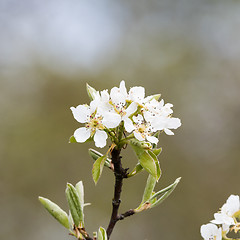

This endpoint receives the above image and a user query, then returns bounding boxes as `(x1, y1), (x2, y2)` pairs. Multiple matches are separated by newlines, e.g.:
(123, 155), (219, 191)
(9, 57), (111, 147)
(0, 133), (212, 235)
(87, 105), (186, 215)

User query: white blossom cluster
(70, 81), (181, 148)
(201, 195), (240, 240)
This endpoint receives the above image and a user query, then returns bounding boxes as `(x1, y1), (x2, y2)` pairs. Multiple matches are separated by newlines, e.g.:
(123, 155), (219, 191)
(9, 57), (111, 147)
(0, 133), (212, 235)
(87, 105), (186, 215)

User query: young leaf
(127, 163), (143, 178)
(139, 151), (157, 179)
(38, 196), (69, 229)
(92, 155), (107, 184)
(130, 138), (152, 150)
(97, 227), (107, 240)
(65, 183), (84, 227)
(149, 177), (181, 208)
(130, 140), (157, 179)
(148, 150), (161, 181)
(86, 83), (97, 101)
(69, 135), (77, 143)
(141, 174), (157, 204)
(88, 148), (112, 169)
(75, 181), (84, 221)
(152, 148), (162, 156)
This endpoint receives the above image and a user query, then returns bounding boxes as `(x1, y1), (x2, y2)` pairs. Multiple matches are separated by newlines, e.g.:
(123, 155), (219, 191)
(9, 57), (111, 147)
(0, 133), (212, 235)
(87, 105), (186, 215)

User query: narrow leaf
(148, 150), (161, 181)
(127, 163), (143, 178)
(75, 181), (84, 222)
(97, 227), (107, 240)
(92, 155), (107, 184)
(39, 196), (69, 229)
(141, 174), (157, 204)
(130, 140), (157, 179)
(86, 83), (97, 101)
(150, 177), (181, 208)
(65, 183), (84, 227)
(152, 148), (162, 156)
(139, 151), (157, 179)
(89, 148), (112, 169)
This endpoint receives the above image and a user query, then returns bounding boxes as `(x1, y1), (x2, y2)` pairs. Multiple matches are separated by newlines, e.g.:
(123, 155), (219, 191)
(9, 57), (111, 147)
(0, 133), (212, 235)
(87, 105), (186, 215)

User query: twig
(106, 148), (128, 239)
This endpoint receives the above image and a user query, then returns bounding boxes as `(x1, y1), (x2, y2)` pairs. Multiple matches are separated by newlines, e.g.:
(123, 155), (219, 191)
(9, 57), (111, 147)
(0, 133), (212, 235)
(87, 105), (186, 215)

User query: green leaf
(65, 183), (84, 227)
(69, 135), (77, 143)
(75, 181), (84, 222)
(92, 155), (107, 184)
(141, 175), (157, 204)
(75, 181), (84, 206)
(152, 148), (162, 156)
(127, 163), (143, 178)
(149, 177), (181, 208)
(97, 227), (107, 240)
(130, 140), (158, 179)
(86, 83), (97, 101)
(148, 150), (161, 181)
(88, 149), (112, 169)
(139, 151), (157, 179)
(38, 196), (69, 229)
(130, 138), (152, 150)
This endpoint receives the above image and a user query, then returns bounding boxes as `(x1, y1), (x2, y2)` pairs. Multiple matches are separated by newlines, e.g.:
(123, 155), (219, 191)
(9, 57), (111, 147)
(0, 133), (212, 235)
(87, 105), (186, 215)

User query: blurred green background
(1, 0), (240, 239)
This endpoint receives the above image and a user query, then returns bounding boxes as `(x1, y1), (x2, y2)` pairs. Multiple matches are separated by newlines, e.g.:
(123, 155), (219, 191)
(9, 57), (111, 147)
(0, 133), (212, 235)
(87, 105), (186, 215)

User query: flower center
(85, 115), (104, 133)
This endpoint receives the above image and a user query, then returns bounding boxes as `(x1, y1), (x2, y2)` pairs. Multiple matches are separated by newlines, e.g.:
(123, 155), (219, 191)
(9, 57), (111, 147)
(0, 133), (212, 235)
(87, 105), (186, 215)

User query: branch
(106, 148), (128, 239)
(117, 209), (135, 221)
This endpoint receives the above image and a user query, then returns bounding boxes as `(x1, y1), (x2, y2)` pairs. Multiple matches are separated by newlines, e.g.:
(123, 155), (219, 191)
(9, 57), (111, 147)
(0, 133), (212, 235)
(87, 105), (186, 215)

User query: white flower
(211, 195), (240, 227)
(110, 81), (137, 132)
(70, 104), (119, 148)
(143, 99), (181, 135)
(200, 223), (222, 240)
(128, 85), (146, 105)
(132, 114), (158, 144)
(90, 90), (122, 129)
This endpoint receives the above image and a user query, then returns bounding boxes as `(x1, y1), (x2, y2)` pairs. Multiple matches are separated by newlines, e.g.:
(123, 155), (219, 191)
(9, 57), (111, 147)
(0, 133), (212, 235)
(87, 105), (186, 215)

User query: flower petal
(123, 118), (135, 133)
(102, 112), (121, 128)
(146, 135), (159, 144)
(74, 127), (91, 143)
(164, 128), (174, 135)
(200, 223), (222, 240)
(119, 80), (128, 98)
(128, 86), (145, 103)
(133, 131), (145, 142)
(70, 105), (91, 123)
(165, 117), (181, 129)
(94, 130), (107, 148)
(125, 102), (138, 117)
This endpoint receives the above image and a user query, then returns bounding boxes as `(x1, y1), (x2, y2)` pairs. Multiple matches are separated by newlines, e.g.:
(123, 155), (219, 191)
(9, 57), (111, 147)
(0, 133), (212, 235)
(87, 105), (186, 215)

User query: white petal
(123, 118), (135, 133)
(224, 195), (240, 215)
(94, 130), (107, 148)
(74, 127), (91, 143)
(200, 223), (222, 240)
(133, 131), (145, 141)
(70, 105), (91, 123)
(100, 89), (110, 102)
(110, 89), (126, 106)
(146, 135), (159, 144)
(133, 114), (144, 124)
(102, 112), (121, 128)
(166, 117), (181, 129)
(125, 102), (137, 117)
(129, 86), (145, 102)
(119, 80), (128, 98)
(222, 224), (230, 233)
(164, 128), (174, 135)
(211, 213), (235, 225)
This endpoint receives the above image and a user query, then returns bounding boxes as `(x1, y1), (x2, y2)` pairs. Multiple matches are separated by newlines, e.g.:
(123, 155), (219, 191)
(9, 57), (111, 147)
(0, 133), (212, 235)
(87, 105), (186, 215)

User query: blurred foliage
(1, 0), (240, 240)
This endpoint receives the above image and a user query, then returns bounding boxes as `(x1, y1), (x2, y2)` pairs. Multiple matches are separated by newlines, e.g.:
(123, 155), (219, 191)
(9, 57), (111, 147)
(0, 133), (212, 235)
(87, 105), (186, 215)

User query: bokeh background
(1, 0), (240, 239)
